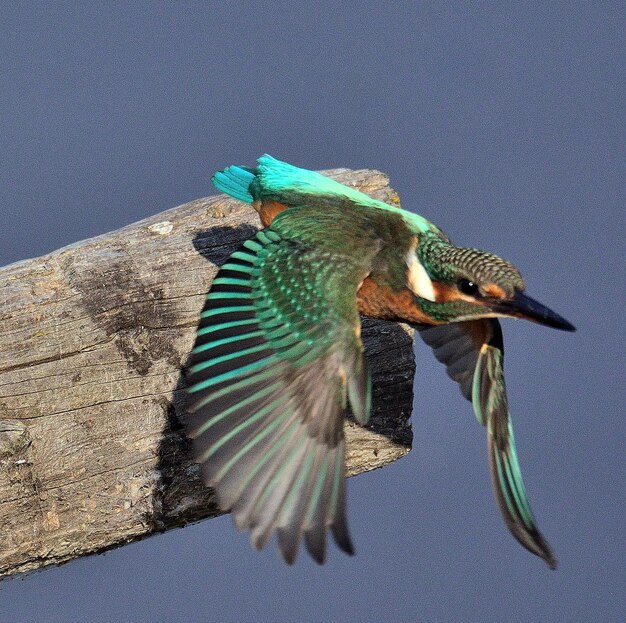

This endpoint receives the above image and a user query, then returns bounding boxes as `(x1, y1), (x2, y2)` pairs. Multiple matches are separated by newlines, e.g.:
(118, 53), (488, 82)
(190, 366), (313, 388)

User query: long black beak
(489, 290), (576, 331)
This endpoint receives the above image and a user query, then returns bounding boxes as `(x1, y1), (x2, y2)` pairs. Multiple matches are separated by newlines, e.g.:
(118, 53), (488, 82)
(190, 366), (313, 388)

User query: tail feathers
(212, 165), (257, 203)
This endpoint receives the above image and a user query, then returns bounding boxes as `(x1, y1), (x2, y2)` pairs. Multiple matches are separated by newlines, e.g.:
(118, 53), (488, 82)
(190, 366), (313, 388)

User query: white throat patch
(406, 254), (436, 302)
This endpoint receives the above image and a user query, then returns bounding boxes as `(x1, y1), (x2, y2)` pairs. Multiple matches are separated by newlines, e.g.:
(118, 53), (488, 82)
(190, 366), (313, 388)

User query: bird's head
(408, 232), (575, 331)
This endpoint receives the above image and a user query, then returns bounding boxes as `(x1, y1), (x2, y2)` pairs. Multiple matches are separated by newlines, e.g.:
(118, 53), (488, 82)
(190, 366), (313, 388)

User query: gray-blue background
(1, 3), (624, 622)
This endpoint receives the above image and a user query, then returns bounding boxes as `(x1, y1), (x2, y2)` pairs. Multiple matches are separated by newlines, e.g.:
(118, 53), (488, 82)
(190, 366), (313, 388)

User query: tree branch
(0, 168), (414, 578)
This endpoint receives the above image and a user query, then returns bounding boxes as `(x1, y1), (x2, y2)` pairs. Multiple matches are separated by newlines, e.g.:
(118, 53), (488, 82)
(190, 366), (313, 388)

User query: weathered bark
(0, 168), (415, 578)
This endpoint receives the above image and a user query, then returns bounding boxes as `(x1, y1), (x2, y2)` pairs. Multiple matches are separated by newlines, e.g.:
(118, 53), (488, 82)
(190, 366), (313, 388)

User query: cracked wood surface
(0, 168), (415, 578)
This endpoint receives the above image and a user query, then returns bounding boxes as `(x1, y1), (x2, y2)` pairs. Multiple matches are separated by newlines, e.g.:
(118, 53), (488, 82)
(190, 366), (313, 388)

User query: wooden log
(0, 168), (415, 578)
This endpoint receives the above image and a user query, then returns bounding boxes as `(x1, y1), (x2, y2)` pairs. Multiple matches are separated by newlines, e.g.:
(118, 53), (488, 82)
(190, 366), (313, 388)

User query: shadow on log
(0, 168), (415, 579)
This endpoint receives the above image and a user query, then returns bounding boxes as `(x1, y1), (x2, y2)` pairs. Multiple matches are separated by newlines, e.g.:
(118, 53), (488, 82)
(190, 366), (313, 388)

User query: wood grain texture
(0, 168), (415, 578)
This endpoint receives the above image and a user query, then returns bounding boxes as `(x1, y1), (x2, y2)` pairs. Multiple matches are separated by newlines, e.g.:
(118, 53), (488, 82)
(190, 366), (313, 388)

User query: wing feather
(418, 320), (557, 568)
(186, 226), (371, 563)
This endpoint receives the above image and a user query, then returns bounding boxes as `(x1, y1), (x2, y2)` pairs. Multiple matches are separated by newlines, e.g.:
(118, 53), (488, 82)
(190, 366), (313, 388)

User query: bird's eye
(458, 279), (480, 296)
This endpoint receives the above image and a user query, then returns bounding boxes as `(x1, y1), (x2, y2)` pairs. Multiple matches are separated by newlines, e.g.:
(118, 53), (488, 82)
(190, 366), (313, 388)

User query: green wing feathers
(186, 227), (370, 563)
(419, 320), (556, 569)
(474, 324), (557, 569)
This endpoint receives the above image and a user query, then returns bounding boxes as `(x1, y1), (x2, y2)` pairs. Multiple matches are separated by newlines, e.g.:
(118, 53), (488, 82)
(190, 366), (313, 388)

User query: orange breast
(356, 276), (442, 325)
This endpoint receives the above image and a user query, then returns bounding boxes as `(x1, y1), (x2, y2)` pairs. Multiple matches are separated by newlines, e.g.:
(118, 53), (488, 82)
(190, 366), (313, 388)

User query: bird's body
(185, 155), (574, 568)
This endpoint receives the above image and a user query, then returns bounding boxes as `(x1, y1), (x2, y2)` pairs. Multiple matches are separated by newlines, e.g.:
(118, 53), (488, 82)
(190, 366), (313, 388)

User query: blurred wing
(186, 228), (371, 564)
(418, 319), (557, 569)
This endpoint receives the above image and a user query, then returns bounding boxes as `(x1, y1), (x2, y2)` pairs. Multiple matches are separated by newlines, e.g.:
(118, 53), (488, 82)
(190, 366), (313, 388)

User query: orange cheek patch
(432, 282), (464, 302)
(482, 283), (507, 299)
(433, 282), (507, 303)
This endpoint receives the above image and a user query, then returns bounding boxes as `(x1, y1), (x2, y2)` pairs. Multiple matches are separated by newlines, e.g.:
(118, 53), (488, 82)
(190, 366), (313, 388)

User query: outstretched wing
(418, 319), (557, 569)
(186, 226), (372, 564)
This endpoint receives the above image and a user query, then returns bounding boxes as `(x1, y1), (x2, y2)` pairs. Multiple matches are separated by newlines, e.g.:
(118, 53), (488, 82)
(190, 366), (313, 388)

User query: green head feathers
(417, 232), (525, 296)
(413, 232), (526, 323)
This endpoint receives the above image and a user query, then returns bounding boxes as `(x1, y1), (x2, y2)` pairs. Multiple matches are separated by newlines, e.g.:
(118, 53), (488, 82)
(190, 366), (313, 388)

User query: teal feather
(419, 319), (557, 569)
(186, 222), (375, 563)
(212, 154), (435, 234)
(212, 166), (256, 203)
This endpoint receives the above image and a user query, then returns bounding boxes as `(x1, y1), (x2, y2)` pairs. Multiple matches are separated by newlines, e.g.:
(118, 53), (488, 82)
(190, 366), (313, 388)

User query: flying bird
(185, 155), (574, 568)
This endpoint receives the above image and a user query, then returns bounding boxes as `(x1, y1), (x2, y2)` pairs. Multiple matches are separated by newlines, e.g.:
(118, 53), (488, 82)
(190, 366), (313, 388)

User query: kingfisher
(185, 155), (574, 569)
